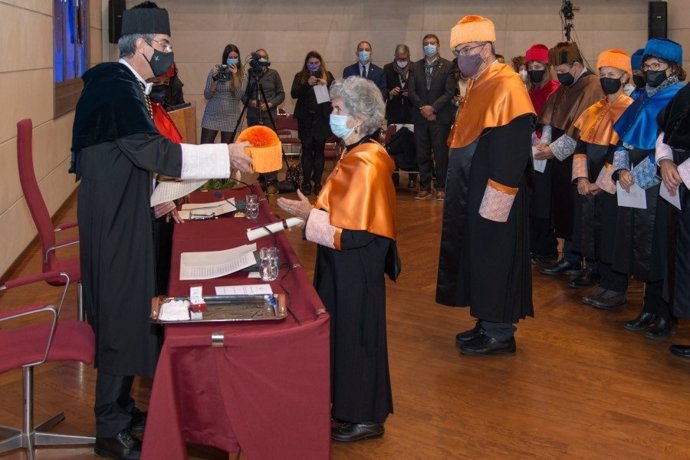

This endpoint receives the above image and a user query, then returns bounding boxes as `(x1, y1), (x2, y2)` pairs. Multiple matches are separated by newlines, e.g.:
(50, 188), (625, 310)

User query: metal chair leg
(78, 281), (86, 321)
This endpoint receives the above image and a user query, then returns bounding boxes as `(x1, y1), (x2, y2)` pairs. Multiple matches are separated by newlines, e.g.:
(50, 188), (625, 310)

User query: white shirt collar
(118, 58), (153, 95)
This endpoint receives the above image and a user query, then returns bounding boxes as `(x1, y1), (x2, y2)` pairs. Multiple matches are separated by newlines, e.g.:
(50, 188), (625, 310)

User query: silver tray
(152, 294), (287, 323)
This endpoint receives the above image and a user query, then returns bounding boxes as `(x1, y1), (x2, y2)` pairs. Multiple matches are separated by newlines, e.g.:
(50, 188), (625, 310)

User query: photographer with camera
(242, 48), (285, 192)
(201, 43), (247, 144)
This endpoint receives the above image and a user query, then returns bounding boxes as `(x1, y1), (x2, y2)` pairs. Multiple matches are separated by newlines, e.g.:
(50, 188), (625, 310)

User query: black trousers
(95, 372), (135, 437)
(300, 133), (327, 187)
(415, 121), (450, 190)
(200, 128), (234, 144)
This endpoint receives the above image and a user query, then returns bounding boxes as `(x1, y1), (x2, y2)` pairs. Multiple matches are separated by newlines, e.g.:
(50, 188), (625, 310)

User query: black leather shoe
(582, 287), (606, 305)
(568, 268), (601, 288)
(455, 322), (483, 344)
(624, 312), (657, 331)
(590, 290), (627, 310)
(459, 333), (516, 356)
(530, 252), (558, 265)
(331, 421), (384, 442)
(540, 259), (582, 276)
(130, 407), (147, 439)
(95, 429), (141, 459)
(670, 344), (690, 359)
(645, 317), (677, 340)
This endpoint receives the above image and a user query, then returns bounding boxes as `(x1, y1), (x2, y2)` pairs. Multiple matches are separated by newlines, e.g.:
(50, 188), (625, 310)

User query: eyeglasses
(148, 38), (173, 52)
(642, 61), (667, 71)
(453, 43), (485, 57)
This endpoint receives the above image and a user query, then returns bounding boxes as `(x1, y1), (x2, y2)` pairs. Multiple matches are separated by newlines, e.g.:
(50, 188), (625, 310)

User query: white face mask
(395, 59), (409, 68)
(519, 69), (529, 82)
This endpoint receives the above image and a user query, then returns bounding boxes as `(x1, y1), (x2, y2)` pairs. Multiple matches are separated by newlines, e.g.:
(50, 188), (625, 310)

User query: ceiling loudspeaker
(648, 1), (667, 39)
(108, 0), (126, 44)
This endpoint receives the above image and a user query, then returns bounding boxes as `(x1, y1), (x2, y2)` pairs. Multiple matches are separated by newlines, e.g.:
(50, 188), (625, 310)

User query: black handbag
(384, 240), (402, 281)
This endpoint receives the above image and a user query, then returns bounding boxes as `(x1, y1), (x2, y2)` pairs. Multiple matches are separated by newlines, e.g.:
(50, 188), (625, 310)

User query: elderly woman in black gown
(278, 76), (398, 442)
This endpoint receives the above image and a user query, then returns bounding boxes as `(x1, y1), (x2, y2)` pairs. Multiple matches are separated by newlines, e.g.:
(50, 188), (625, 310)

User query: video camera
(217, 64), (232, 81)
(248, 52), (270, 77)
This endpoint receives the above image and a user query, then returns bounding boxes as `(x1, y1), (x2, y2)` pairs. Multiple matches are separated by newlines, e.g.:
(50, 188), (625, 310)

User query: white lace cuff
(305, 209), (342, 250)
(478, 179), (518, 223)
(655, 132), (674, 163)
(180, 143), (230, 180)
(550, 134), (577, 161)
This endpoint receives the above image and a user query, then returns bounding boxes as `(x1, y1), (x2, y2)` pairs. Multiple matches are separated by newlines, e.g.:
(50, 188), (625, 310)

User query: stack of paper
(179, 199), (237, 220)
(180, 243), (257, 280)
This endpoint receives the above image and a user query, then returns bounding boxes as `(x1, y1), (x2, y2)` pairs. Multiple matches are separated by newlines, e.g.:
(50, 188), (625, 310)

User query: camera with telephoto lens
(217, 64), (232, 81)
(248, 52), (270, 77)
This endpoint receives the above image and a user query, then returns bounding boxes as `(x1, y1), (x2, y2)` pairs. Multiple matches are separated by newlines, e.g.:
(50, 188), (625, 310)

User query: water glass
(245, 194), (259, 219)
(259, 246), (279, 282)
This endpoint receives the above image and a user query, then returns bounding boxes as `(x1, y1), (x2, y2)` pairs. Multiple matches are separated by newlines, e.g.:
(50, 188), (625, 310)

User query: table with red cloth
(141, 187), (331, 460)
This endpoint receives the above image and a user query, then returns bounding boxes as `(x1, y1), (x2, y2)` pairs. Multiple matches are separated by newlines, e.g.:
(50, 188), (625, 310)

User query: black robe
(315, 232), (393, 423)
(437, 115), (534, 324)
(73, 63), (183, 376)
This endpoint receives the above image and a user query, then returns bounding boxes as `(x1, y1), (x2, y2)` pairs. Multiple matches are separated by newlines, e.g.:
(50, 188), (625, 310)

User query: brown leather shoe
(415, 189), (433, 200)
(435, 190), (445, 201)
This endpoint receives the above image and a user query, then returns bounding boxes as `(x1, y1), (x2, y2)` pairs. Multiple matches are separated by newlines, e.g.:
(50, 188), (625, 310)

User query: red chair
(16, 119), (84, 321)
(0, 271), (95, 458)
(274, 113), (302, 156)
(323, 134), (341, 170)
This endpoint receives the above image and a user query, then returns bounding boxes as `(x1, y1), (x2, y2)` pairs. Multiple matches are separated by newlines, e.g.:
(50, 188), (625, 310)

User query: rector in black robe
(71, 4), (252, 457)
(278, 77), (397, 443)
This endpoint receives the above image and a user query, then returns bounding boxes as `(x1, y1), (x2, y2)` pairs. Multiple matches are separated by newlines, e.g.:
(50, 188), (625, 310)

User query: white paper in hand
(151, 180), (208, 207)
(314, 84), (330, 104)
(616, 182), (647, 209)
(532, 146), (547, 173)
(659, 183), (682, 210)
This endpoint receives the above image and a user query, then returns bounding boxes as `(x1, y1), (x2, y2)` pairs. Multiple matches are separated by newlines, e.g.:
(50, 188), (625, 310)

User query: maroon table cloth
(141, 187), (331, 460)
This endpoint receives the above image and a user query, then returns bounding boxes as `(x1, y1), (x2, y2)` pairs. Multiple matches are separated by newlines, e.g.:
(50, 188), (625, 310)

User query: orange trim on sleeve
(487, 178), (518, 195)
(333, 228), (343, 251)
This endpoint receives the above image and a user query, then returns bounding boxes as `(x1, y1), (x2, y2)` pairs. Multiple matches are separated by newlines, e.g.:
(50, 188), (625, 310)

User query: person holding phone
(290, 51), (335, 195)
(201, 43), (246, 144)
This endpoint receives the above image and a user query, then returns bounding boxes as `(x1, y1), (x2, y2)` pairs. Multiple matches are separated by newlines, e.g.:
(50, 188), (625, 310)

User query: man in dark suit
(342, 41), (387, 100)
(407, 33), (456, 200)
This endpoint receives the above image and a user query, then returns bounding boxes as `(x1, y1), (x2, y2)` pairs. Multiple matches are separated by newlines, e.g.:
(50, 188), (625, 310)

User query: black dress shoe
(670, 344), (690, 359)
(568, 268), (601, 288)
(645, 317), (677, 340)
(95, 429), (141, 460)
(582, 287), (606, 305)
(624, 311), (657, 331)
(540, 259), (582, 276)
(331, 421), (384, 442)
(590, 290), (627, 310)
(455, 321), (483, 344)
(530, 252), (558, 265)
(459, 333), (516, 356)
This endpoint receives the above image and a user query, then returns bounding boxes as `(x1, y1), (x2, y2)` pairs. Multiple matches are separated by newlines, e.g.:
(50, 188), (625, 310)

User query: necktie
(138, 81), (153, 119)
(361, 65), (367, 78)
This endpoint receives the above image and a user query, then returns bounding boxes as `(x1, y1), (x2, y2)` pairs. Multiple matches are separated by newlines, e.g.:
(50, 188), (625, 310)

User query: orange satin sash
(572, 94), (633, 146)
(448, 62), (536, 149)
(314, 141), (397, 240)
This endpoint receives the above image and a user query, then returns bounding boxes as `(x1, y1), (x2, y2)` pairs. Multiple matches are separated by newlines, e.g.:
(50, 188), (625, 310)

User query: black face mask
(600, 77), (622, 95)
(149, 85), (167, 103)
(557, 71), (575, 86)
(528, 70), (545, 84)
(632, 74), (646, 89)
(146, 47), (175, 77)
(645, 70), (667, 88)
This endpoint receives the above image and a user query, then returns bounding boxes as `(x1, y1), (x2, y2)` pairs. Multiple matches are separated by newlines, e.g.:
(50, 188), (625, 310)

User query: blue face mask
(226, 57), (239, 66)
(358, 51), (371, 63)
(329, 114), (354, 140)
(423, 44), (437, 57)
(307, 63), (320, 72)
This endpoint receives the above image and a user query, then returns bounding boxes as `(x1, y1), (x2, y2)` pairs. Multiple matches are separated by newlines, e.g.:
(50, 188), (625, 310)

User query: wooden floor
(2, 175), (690, 459)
